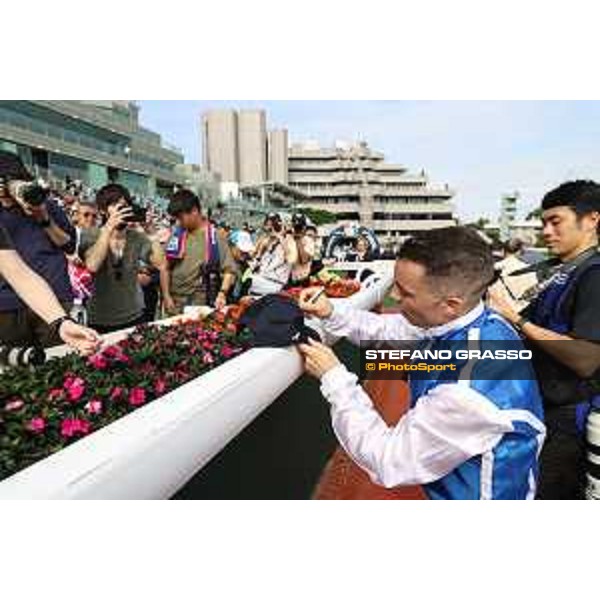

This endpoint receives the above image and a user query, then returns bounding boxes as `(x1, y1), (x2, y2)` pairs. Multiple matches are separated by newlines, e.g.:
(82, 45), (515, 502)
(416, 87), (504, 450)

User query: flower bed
(282, 269), (362, 302)
(0, 314), (251, 482)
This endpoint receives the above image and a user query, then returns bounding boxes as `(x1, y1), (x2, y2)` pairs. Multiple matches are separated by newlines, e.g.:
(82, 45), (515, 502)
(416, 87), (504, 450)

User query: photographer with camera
(288, 213), (317, 286)
(0, 151), (79, 348)
(249, 213), (299, 296)
(80, 183), (174, 333)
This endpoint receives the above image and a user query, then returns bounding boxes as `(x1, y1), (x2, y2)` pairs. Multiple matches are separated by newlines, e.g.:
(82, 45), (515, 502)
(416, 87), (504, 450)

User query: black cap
(239, 294), (321, 348)
(0, 151), (33, 182)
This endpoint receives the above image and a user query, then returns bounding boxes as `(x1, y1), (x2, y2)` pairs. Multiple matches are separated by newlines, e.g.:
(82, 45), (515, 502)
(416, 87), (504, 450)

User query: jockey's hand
(298, 287), (333, 319)
(298, 338), (341, 380)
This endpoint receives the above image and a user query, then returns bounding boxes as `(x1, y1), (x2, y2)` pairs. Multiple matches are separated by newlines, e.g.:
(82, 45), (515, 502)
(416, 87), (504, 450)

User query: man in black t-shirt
(490, 180), (600, 499)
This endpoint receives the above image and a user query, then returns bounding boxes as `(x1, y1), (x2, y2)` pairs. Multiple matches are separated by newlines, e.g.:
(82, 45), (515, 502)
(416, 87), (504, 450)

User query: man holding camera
(0, 151), (80, 348)
(80, 183), (174, 333)
(289, 213), (317, 286)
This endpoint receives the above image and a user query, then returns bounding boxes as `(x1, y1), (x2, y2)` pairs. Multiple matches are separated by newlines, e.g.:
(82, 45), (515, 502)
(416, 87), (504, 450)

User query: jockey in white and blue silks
(318, 300), (546, 500)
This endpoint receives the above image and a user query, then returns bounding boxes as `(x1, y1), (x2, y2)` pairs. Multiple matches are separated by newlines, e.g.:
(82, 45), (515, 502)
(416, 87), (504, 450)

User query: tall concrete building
(288, 140), (455, 241)
(202, 109), (239, 183)
(237, 110), (267, 186)
(201, 108), (288, 189)
(268, 129), (289, 184)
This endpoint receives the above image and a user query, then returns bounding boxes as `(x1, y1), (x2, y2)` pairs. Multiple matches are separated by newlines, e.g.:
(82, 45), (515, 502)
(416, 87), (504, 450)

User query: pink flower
(220, 345), (235, 359)
(60, 418), (91, 438)
(104, 345), (131, 364)
(63, 376), (86, 402)
(85, 399), (103, 415)
(4, 399), (24, 412)
(154, 379), (167, 395)
(109, 387), (124, 401)
(202, 352), (214, 365)
(129, 388), (146, 406)
(88, 354), (108, 369)
(26, 417), (46, 433)
(48, 388), (64, 401)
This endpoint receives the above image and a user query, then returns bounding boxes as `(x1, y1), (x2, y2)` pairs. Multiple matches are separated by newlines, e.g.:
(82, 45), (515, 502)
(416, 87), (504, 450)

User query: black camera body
(129, 203), (147, 223)
(292, 213), (308, 235)
(114, 203), (147, 230)
(4, 181), (49, 208)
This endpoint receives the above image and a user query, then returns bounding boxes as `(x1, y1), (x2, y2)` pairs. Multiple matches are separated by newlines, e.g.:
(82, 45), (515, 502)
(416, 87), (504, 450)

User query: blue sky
(138, 101), (600, 221)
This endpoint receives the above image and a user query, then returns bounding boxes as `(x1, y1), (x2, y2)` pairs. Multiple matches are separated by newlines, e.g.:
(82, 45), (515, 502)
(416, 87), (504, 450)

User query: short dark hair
(504, 238), (524, 255)
(168, 189), (201, 217)
(95, 183), (131, 212)
(398, 226), (495, 300)
(541, 180), (600, 216)
(0, 150), (33, 182)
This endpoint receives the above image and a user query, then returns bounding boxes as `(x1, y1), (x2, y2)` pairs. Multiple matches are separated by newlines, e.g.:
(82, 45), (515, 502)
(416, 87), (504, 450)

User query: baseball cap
(230, 230), (255, 254)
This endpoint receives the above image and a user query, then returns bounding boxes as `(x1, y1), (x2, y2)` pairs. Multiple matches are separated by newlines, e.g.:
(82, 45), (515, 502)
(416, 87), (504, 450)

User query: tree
(298, 207), (339, 226)
(526, 207), (543, 220)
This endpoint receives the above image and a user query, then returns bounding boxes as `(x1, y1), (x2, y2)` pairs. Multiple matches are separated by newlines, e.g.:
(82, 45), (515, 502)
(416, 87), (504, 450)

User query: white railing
(0, 266), (393, 499)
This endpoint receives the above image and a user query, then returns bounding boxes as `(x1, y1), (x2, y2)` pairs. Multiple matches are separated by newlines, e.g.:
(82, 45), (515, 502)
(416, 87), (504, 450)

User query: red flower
(4, 399), (24, 412)
(202, 352), (214, 365)
(129, 388), (146, 406)
(26, 417), (46, 433)
(85, 399), (103, 415)
(109, 387), (125, 401)
(104, 345), (131, 364)
(60, 418), (91, 438)
(63, 376), (86, 402)
(88, 353), (108, 369)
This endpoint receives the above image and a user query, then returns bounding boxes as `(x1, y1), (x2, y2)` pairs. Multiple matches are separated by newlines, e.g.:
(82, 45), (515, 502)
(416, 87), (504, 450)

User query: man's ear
(445, 295), (465, 315)
(580, 211), (600, 234)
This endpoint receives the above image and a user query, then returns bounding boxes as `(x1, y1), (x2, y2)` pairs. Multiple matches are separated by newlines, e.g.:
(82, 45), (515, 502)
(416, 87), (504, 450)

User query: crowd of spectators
(0, 150), (339, 353)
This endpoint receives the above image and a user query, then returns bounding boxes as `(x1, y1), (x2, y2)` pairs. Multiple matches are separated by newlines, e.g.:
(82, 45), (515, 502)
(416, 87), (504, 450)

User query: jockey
(298, 226), (545, 500)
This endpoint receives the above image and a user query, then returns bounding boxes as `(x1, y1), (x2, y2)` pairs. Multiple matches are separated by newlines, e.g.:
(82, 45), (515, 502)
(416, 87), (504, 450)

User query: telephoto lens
(586, 404), (600, 499)
(0, 345), (47, 369)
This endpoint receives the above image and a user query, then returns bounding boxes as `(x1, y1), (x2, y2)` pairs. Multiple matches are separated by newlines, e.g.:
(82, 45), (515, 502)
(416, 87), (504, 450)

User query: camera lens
(0, 345), (46, 368)
(21, 184), (48, 207)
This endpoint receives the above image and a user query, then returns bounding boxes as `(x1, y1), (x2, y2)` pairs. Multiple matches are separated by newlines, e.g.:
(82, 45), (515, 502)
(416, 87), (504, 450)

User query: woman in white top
(249, 214), (299, 296)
